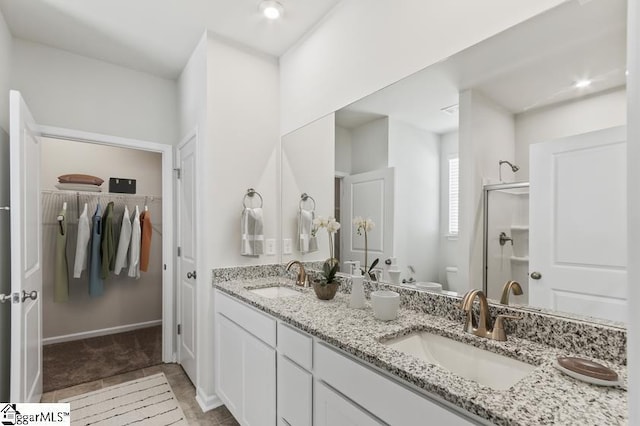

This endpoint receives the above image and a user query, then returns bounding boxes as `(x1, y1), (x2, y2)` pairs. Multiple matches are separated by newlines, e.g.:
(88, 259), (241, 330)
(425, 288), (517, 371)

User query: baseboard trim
(43, 320), (163, 345)
(196, 388), (223, 412)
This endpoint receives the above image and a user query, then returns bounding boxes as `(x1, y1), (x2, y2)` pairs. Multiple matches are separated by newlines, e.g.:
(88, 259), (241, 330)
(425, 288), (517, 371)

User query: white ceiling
(337, 0), (627, 135)
(0, 0), (341, 78)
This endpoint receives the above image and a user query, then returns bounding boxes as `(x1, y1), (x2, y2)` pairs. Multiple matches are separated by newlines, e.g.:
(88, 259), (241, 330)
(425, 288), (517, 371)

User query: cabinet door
(314, 381), (383, 426)
(278, 355), (312, 426)
(243, 332), (277, 426)
(217, 315), (244, 417)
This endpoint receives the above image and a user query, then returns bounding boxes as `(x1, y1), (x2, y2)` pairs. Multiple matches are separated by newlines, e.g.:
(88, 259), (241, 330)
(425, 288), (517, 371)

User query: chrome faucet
(460, 289), (521, 341)
(286, 260), (307, 287)
(500, 280), (523, 305)
(499, 232), (513, 246)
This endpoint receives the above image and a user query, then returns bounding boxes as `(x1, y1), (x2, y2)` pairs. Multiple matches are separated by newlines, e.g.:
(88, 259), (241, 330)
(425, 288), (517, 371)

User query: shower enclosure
(483, 182), (529, 304)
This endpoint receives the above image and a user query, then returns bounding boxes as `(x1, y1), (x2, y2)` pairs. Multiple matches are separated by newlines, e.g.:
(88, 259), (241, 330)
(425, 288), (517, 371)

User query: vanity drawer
(215, 290), (276, 347)
(278, 322), (313, 370)
(314, 342), (472, 425)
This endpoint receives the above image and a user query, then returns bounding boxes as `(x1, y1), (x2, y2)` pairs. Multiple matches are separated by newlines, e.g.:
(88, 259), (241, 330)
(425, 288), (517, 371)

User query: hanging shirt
(139, 210), (152, 272)
(54, 207), (69, 302)
(114, 205), (132, 275)
(73, 203), (90, 278)
(100, 202), (116, 279)
(89, 204), (104, 297)
(128, 207), (141, 279)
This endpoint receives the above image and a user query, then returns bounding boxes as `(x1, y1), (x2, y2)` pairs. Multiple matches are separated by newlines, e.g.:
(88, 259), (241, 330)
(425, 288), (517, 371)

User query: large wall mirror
(280, 0), (628, 325)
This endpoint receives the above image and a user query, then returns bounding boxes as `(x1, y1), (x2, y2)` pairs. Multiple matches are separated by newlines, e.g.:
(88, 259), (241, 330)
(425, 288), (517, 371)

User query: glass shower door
(483, 183), (529, 304)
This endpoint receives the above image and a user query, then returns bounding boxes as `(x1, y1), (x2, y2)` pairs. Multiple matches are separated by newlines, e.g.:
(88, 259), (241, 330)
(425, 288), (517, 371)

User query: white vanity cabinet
(314, 381), (384, 426)
(215, 292), (277, 426)
(277, 323), (313, 426)
(314, 342), (473, 426)
(214, 290), (475, 426)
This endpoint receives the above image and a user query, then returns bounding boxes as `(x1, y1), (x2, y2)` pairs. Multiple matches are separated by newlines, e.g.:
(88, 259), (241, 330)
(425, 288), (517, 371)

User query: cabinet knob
(530, 271), (542, 280)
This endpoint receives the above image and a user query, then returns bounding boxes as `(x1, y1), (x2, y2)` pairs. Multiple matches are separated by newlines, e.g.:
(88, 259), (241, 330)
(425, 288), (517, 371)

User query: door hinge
(177, 324), (182, 335)
(173, 168), (181, 179)
(177, 247), (181, 257)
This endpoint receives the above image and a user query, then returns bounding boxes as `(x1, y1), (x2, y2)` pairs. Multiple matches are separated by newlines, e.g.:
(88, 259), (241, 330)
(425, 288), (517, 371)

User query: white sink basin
(249, 286), (301, 299)
(384, 332), (535, 390)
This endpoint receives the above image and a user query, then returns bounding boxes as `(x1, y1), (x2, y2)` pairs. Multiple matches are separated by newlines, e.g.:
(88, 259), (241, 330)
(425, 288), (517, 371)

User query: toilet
(445, 266), (458, 290)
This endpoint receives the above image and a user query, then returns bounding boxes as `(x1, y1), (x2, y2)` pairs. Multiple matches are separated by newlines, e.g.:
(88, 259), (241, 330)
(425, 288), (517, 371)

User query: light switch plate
(283, 238), (292, 255)
(266, 239), (276, 255)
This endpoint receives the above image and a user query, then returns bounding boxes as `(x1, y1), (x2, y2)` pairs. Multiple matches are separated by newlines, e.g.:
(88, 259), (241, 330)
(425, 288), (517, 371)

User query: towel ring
(243, 188), (263, 208)
(299, 193), (316, 211)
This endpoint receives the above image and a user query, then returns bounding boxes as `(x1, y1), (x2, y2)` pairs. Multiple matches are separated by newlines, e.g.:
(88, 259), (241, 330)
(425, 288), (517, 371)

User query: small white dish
(553, 360), (623, 387)
(371, 290), (400, 321)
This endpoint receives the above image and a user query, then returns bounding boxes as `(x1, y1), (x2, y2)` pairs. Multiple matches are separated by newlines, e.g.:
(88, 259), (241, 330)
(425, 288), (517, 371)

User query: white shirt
(114, 205), (132, 274)
(128, 206), (141, 279)
(73, 203), (90, 278)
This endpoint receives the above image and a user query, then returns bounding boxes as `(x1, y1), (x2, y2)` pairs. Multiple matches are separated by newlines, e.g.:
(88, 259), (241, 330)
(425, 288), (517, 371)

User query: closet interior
(40, 137), (164, 392)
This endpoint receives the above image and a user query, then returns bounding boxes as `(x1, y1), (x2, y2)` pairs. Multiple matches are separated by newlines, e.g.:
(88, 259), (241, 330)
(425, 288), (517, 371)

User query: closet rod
(41, 190), (162, 200)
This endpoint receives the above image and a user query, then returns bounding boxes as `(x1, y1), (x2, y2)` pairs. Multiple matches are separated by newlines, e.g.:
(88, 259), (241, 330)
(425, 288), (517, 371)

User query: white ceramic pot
(371, 290), (400, 321)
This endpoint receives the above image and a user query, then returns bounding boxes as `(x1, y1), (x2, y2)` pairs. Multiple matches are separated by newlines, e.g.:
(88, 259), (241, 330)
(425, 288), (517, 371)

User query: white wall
(458, 90), (515, 293)
(388, 120), (440, 283)
(335, 125), (352, 175)
(282, 114), (335, 263)
(438, 131), (459, 287)
(515, 88), (627, 180)
(40, 138), (163, 340)
(280, 0), (566, 135)
(350, 117), (389, 174)
(0, 7), (11, 402)
(181, 32), (281, 407)
(11, 39), (178, 145)
(0, 8), (11, 132)
(177, 32), (211, 408)
(41, 138), (163, 194)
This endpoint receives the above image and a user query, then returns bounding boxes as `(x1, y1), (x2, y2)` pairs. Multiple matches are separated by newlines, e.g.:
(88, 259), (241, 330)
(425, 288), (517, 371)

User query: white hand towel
(298, 209), (318, 254)
(73, 203), (90, 278)
(241, 207), (264, 256)
(114, 205), (132, 274)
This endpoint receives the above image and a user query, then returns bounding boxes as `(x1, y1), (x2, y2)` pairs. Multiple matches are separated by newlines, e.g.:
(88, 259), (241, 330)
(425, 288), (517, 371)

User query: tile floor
(41, 363), (239, 425)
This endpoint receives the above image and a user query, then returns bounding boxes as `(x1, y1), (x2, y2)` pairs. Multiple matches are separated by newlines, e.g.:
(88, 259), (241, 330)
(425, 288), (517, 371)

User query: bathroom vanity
(212, 270), (627, 426)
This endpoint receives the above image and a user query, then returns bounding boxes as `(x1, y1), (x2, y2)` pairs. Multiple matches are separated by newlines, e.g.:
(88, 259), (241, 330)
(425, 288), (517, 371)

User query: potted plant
(312, 259), (340, 300)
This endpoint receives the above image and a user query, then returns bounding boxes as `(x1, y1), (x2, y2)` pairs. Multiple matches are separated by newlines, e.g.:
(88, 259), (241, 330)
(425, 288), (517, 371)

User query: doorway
(38, 127), (175, 392)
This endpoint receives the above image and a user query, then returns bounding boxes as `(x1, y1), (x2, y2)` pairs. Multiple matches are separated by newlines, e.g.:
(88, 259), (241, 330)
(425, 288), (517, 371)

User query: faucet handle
(491, 314), (522, 341)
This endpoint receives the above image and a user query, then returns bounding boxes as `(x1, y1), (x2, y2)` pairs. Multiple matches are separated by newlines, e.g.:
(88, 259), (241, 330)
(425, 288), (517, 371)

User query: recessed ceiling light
(574, 79), (592, 89)
(259, 1), (284, 20)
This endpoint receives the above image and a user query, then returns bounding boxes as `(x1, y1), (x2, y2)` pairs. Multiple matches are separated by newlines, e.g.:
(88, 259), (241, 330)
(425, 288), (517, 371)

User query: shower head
(499, 160), (520, 173)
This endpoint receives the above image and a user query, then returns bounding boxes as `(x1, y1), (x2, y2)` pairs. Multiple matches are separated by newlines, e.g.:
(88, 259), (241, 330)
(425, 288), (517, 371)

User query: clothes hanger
(57, 202), (67, 235)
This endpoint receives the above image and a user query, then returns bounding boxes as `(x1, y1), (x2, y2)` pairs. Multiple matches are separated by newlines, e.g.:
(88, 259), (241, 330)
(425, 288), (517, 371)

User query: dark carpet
(43, 325), (163, 392)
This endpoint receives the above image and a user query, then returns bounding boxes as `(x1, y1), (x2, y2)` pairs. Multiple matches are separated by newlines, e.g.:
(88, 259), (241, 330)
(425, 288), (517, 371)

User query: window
(448, 157), (459, 235)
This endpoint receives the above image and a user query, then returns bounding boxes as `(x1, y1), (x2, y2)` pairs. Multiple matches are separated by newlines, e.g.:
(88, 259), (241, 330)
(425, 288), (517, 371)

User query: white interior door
(177, 133), (197, 383)
(341, 168), (394, 273)
(529, 126), (627, 322)
(9, 90), (43, 402)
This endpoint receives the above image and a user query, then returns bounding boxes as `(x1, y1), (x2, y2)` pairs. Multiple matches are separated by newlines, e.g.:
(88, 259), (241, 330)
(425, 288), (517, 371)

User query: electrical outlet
(283, 238), (292, 255)
(266, 239), (276, 255)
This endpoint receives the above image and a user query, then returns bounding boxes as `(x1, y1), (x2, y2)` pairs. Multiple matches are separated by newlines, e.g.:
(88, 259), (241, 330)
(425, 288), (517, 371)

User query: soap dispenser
(387, 257), (401, 285)
(345, 261), (366, 309)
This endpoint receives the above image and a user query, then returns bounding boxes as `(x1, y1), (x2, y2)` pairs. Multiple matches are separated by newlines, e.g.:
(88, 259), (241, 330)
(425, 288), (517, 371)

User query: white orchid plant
(353, 216), (379, 278)
(313, 216), (341, 265)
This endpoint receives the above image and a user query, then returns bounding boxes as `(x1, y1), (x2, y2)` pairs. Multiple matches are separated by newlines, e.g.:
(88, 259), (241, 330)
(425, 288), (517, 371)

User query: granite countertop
(213, 277), (627, 426)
